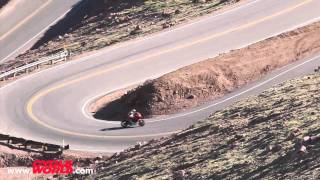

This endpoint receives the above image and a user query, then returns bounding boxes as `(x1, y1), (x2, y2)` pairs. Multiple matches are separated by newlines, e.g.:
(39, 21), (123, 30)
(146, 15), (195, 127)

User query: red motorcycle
(121, 112), (145, 128)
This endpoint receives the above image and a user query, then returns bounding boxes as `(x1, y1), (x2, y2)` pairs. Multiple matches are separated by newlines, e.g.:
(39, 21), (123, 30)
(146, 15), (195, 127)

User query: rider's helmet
(132, 109), (136, 113)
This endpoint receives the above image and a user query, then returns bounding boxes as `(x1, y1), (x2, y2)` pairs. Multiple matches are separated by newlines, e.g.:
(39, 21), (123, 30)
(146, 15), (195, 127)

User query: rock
(263, 65), (271, 72)
(287, 132), (295, 140)
(175, 9), (181, 14)
(95, 155), (103, 161)
(53, 174), (59, 178)
(186, 94), (196, 99)
(302, 134), (320, 145)
(299, 145), (307, 153)
(80, 42), (86, 47)
(303, 136), (311, 142)
(174, 170), (186, 178)
(310, 135), (320, 142)
(192, 0), (207, 3)
(129, 25), (142, 35)
(162, 23), (171, 29)
(234, 134), (245, 141)
(173, 90), (178, 95)
(95, 28), (102, 32)
(162, 11), (171, 18)
(134, 142), (143, 150)
(134, 25), (141, 31)
(113, 152), (120, 158)
(293, 128), (301, 134)
(158, 96), (165, 102)
(267, 144), (281, 152)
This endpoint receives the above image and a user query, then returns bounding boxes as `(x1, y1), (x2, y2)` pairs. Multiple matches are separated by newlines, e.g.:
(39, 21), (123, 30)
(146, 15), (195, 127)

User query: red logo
(32, 160), (73, 174)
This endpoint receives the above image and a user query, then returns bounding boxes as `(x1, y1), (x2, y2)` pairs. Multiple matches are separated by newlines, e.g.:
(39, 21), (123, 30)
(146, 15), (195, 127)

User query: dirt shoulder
(93, 21), (320, 120)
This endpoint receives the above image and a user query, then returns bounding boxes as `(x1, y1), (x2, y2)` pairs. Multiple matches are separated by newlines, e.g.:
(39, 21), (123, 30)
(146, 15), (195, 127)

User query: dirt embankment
(94, 21), (320, 120)
(81, 73), (320, 179)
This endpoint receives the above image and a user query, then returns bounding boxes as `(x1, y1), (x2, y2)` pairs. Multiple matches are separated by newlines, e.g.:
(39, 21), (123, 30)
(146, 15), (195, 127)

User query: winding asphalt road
(1, 0), (320, 152)
(0, 0), (80, 62)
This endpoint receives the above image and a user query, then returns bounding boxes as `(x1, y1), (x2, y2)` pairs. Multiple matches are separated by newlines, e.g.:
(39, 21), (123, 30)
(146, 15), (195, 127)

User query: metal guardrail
(0, 50), (69, 81)
(0, 133), (69, 154)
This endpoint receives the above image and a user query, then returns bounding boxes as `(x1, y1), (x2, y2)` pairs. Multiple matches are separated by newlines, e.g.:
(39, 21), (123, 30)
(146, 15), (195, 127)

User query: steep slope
(86, 73), (320, 179)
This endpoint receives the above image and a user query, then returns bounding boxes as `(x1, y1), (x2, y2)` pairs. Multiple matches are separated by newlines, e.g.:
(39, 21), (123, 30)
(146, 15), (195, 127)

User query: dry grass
(84, 73), (320, 179)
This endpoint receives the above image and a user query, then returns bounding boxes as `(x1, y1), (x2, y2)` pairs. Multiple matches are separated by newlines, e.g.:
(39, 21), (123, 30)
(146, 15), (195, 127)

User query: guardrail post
(42, 144), (46, 152)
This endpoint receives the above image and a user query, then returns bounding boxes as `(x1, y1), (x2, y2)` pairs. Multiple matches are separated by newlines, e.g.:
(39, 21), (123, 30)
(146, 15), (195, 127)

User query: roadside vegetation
(83, 72), (320, 179)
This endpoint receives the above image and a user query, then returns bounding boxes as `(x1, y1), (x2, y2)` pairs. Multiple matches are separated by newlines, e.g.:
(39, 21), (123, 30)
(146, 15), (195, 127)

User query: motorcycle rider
(128, 109), (136, 119)
(121, 108), (145, 128)
(128, 109), (142, 123)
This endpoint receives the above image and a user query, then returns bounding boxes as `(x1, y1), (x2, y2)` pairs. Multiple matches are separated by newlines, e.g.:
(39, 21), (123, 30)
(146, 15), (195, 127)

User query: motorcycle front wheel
(138, 120), (145, 127)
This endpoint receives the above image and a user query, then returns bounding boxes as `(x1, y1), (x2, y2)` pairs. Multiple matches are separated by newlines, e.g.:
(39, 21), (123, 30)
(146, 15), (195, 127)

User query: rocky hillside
(84, 73), (320, 179)
(94, 21), (320, 119)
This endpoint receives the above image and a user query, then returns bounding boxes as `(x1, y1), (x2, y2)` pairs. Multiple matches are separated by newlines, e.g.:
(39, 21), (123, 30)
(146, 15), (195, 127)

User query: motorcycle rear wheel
(121, 121), (129, 128)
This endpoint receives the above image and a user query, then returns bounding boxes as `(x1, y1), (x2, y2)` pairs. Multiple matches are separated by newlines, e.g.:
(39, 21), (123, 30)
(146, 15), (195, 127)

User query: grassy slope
(87, 73), (320, 179)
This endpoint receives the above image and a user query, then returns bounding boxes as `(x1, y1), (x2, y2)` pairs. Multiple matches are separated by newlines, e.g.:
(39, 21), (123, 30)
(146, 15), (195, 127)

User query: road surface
(0, 0), (320, 152)
(0, 0), (80, 62)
